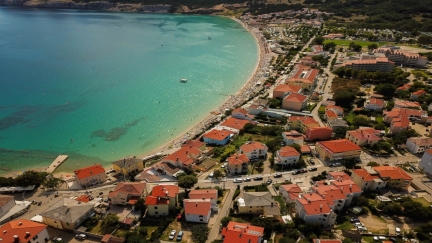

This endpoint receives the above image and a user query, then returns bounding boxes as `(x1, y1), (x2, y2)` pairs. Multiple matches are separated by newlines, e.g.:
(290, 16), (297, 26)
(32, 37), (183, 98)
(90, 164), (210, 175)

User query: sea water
(0, 7), (258, 173)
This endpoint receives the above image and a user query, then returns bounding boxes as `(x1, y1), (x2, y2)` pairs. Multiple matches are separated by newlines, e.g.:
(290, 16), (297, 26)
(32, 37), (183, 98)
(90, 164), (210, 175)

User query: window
(249, 210), (252, 212)
(154, 206), (158, 209)
(33, 236), (38, 240)
(155, 212), (158, 214)
(200, 219), (203, 222)
(250, 206), (252, 208)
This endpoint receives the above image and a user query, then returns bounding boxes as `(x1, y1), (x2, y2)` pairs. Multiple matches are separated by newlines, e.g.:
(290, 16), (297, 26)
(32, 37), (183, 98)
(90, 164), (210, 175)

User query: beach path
(46, 155), (68, 173)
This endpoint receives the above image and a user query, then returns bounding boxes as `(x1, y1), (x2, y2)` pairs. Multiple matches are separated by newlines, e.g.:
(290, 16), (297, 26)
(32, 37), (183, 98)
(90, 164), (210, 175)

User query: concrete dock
(46, 155), (68, 173)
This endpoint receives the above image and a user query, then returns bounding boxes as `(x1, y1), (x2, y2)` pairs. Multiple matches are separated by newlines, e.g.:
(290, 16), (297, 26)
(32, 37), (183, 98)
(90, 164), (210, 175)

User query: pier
(46, 155), (68, 173)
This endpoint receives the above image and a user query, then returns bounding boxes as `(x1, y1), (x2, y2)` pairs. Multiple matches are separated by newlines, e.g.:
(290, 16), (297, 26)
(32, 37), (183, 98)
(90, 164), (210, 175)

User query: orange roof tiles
(373, 166), (413, 180)
(369, 98), (385, 106)
(347, 128), (381, 141)
(189, 189), (218, 201)
(151, 185), (179, 198)
(240, 142), (267, 153)
(326, 105), (344, 113)
(397, 83), (411, 91)
(221, 222), (264, 243)
(184, 199), (212, 215)
(280, 184), (302, 200)
(182, 140), (204, 150)
(394, 100), (421, 108)
(203, 129), (233, 141)
(145, 196), (169, 205)
(163, 146), (201, 166)
(284, 93), (308, 103)
(108, 182), (146, 198)
(278, 146), (301, 157)
(227, 153), (249, 165)
(221, 117), (251, 130)
(291, 65), (319, 83)
(297, 197), (332, 215)
(325, 109), (338, 118)
(328, 171), (351, 181)
(317, 139), (361, 153)
(331, 181), (362, 194)
(412, 90), (427, 96)
(75, 195), (91, 203)
(74, 164), (105, 180)
(233, 108), (248, 115)
(274, 84), (302, 93)
(352, 169), (379, 181)
(0, 219), (47, 243)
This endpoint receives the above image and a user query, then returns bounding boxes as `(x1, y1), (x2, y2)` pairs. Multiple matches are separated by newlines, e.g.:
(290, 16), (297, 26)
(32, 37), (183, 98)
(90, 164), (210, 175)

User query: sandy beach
(1, 17), (269, 179)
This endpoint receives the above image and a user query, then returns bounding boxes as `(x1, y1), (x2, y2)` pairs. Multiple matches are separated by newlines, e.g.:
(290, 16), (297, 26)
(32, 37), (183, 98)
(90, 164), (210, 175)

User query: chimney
(166, 191), (169, 196)
(186, 150), (188, 154)
(3, 230), (6, 233)
(18, 222), (22, 226)
(196, 202), (198, 207)
(176, 157), (179, 161)
(13, 235), (18, 239)
(25, 232), (30, 236)
(320, 204), (323, 212)
(239, 234), (242, 238)
(190, 145), (192, 148)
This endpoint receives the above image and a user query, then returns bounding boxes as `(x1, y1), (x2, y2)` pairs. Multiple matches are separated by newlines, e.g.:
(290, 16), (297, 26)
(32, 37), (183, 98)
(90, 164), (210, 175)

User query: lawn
(362, 236), (376, 243)
(273, 196), (287, 215)
(324, 39), (388, 47)
(89, 221), (103, 234)
(344, 112), (356, 124)
(412, 197), (432, 207)
(305, 103), (317, 112)
(318, 105), (326, 114)
(335, 220), (354, 230)
(376, 116), (384, 123)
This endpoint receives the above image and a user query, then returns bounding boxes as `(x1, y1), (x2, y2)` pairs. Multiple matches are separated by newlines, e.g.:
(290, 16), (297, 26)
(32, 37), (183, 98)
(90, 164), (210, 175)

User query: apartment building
(273, 84), (302, 98)
(275, 146), (301, 166)
(340, 57), (394, 72)
(406, 137), (432, 154)
(346, 127), (381, 146)
(351, 167), (387, 191)
(282, 93), (308, 111)
(315, 139), (361, 162)
(305, 127), (333, 141)
(226, 153), (249, 176)
(288, 116), (320, 133)
(239, 142), (268, 160)
(282, 130), (305, 145)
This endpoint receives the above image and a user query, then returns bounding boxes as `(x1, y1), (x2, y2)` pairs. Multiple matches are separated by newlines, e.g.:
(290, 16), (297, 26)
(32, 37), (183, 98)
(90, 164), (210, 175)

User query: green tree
(191, 225), (210, 243)
(213, 169), (223, 179)
(418, 35), (432, 45)
(353, 115), (372, 127)
(220, 216), (232, 227)
(314, 35), (325, 45)
(375, 83), (396, 98)
(134, 198), (146, 212)
(367, 161), (380, 167)
(367, 43), (378, 50)
(101, 214), (119, 234)
(255, 161), (264, 169)
(251, 217), (274, 235)
(42, 177), (61, 190)
(178, 174), (198, 191)
(14, 171), (49, 187)
(333, 90), (356, 109)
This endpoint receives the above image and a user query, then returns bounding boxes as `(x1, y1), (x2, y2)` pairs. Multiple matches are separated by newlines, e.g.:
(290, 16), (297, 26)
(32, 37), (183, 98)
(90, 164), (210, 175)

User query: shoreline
(1, 16), (268, 179)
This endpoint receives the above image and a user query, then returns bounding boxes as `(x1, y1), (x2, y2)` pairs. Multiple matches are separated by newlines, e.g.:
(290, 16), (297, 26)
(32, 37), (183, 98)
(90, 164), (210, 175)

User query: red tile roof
(163, 146), (201, 166)
(297, 197), (332, 215)
(221, 222), (264, 243)
(74, 164), (105, 180)
(0, 219), (47, 243)
(352, 169), (379, 181)
(227, 153), (249, 165)
(184, 199), (212, 215)
(394, 100), (421, 108)
(331, 180), (362, 194)
(373, 166), (413, 180)
(221, 117), (251, 130)
(182, 140), (205, 150)
(145, 195), (169, 205)
(326, 105), (344, 113)
(317, 139), (361, 153)
(369, 98), (385, 106)
(278, 146), (301, 157)
(301, 145), (311, 153)
(75, 195), (91, 203)
(328, 172), (351, 181)
(189, 189), (218, 201)
(0, 195), (14, 207)
(284, 93), (308, 103)
(233, 108), (248, 115)
(280, 184), (302, 200)
(151, 185), (179, 198)
(240, 142), (267, 153)
(203, 129), (233, 141)
(325, 109), (338, 118)
(108, 182), (146, 198)
(274, 84), (302, 94)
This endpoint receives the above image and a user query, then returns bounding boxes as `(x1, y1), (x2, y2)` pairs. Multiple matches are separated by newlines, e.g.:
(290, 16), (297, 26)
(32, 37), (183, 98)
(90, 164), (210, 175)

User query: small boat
(180, 78), (187, 83)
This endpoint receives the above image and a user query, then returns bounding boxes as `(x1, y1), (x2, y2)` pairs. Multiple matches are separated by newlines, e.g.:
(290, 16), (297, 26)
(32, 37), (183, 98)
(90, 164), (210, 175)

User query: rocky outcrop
(22, 0), (114, 10)
(179, 4), (225, 14)
(0, 0), (25, 6)
(109, 4), (172, 13)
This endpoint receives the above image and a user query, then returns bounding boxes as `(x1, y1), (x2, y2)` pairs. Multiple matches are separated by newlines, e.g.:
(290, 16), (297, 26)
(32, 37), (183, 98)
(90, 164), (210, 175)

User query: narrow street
(206, 189), (235, 243)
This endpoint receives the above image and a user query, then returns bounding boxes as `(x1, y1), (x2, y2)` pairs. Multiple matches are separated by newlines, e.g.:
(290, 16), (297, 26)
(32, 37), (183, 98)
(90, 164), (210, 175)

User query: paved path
(206, 189), (235, 243)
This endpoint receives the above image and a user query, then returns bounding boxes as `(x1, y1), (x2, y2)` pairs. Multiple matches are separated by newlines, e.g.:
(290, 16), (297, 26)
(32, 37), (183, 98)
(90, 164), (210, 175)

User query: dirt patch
(194, 158), (217, 172)
(358, 213), (388, 234)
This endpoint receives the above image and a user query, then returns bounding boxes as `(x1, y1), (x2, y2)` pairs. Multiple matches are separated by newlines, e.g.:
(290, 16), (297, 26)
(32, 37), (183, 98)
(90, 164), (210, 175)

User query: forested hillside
(305, 0), (432, 31)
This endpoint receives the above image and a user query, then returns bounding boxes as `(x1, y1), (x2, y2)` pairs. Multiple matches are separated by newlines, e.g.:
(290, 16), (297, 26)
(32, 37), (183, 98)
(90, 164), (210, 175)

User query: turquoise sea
(0, 7), (258, 174)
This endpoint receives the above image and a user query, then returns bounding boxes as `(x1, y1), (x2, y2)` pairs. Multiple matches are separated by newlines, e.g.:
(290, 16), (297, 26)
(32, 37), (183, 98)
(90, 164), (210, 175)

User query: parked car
(169, 230), (176, 240)
(243, 178), (251, 182)
(266, 179), (273, 184)
(273, 173), (282, 178)
(75, 234), (86, 240)
(233, 179), (243, 183)
(53, 237), (63, 242)
(309, 159), (315, 165)
(350, 217), (360, 223)
(253, 176), (263, 181)
(176, 231), (184, 241)
(292, 170), (300, 175)
(308, 167), (317, 171)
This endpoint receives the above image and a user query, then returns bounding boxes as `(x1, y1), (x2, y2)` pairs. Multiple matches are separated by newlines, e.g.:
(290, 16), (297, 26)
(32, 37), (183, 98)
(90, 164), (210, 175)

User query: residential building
(221, 222), (264, 243)
(375, 48), (428, 67)
(305, 127), (333, 141)
(161, 145), (202, 169)
(275, 146), (301, 166)
(346, 127), (381, 146)
(239, 142), (268, 160)
(41, 198), (94, 230)
(245, 104), (265, 115)
(232, 108), (253, 121)
(202, 129), (233, 145)
(389, 115), (410, 134)
(145, 185), (179, 216)
(384, 107), (427, 124)
(327, 119), (349, 130)
(237, 192), (280, 219)
(327, 171), (351, 181)
(0, 219), (49, 243)
(325, 105), (344, 116)
(282, 130), (305, 145)
(273, 84), (302, 98)
(220, 117), (251, 131)
(325, 110), (338, 121)
(188, 189), (218, 205)
(394, 100), (421, 109)
(150, 161), (184, 178)
(182, 140), (206, 151)
(321, 100), (336, 106)
(288, 116), (320, 133)
(226, 153), (249, 176)
(101, 234), (125, 243)
(323, 33), (344, 39)
(340, 57), (394, 72)
(351, 167), (387, 191)
(0, 195), (15, 218)
(365, 98), (385, 112)
(315, 139), (361, 162)
(406, 137), (432, 154)
(411, 90), (427, 101)
(279, 184), (302, 203)
(108, 182), (146, 206)
(397, 83), (411, 93)
(376, 166), (413, 189)
(419, 150), (432, 175)
(295, 193), (337, 228)
(112, 157), (143, 176)
(285, 65), (319, 90)
(311, 182), (361, 213)
(282, 93), (308, 111)
(183, 199), (212, 223)
(73, 164), (106, 188)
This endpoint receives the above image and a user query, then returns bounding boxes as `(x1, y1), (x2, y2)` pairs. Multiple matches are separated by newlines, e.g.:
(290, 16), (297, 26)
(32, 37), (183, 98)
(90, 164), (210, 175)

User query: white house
(282, 130), (305, 145)
(365, 98), (385, 112)
(279, 184), (302, 203)
(183, 199), (212, 223)
(0, 195), (16, 218)
(406, 137), (432, 154)
(275, 146), (301, 166)
(419, 150), (432, 175)
(295, 194), (337, 228)
(239, 142), (268, 160)
(188, 189), (218, 205)
(232, 108), (253, 121)
(351, 168), (387, 191)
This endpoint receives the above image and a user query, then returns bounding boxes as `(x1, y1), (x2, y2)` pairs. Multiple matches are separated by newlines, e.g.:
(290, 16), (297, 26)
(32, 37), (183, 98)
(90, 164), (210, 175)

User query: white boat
(180, 78), (187, 83)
